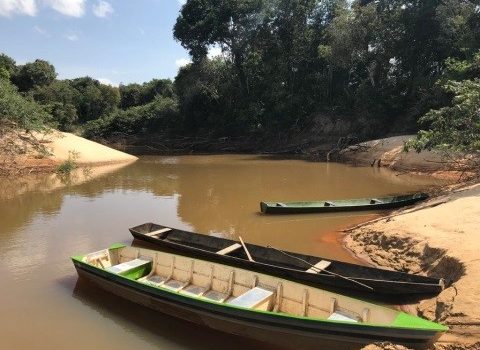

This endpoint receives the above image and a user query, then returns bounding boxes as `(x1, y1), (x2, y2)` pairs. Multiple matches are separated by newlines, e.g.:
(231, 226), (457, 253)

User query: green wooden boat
(72, 244), (446, 347)
(260, 193), (428, 214)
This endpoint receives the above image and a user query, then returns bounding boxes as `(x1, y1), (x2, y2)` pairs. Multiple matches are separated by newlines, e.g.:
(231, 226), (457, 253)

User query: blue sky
(0, 0), (194, 85)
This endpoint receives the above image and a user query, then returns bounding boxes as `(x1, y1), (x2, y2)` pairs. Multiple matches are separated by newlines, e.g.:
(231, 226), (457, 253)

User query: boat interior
(82, 246), (400, 325)
(133, 223), (328, 270)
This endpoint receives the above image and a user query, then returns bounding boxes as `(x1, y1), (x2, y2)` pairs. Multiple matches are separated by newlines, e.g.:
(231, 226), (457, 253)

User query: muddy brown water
(0, 155), (443, 350)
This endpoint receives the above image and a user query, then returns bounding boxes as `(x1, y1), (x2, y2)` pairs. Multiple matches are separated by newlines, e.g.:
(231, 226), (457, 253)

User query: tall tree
(13, 59), (56, 92)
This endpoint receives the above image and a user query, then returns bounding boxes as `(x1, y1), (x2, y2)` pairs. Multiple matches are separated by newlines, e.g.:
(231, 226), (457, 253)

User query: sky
(0, 0), (197, 85)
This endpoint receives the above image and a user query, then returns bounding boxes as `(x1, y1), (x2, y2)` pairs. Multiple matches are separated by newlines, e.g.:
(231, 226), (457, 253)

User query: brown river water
(0, 155), (442, 350)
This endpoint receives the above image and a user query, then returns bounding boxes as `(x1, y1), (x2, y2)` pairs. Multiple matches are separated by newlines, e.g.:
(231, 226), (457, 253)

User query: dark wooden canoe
(260, 193), (429, 214)
(72, 244), (447, 347)
(129, 223), (445, 296)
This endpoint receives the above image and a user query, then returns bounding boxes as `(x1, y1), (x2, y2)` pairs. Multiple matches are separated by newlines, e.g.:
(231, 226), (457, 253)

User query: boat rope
(266, 245), (374, 291)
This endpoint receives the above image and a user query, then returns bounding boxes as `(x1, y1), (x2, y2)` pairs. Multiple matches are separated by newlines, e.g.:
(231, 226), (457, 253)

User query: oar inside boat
(266, 245), (374, 291)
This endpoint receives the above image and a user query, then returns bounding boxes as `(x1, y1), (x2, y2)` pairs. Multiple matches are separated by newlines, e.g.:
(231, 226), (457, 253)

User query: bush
(0, 79), (51, 131)
(84, 96), (180, 138)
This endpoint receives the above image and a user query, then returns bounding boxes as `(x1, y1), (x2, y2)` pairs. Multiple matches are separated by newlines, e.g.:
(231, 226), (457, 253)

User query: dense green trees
(1, 0), (479, 152)
(0, 78), (50, 131)
(173, 0), (480, 149)
(13, 59), (57, 92)
(119, 79), (174, 109)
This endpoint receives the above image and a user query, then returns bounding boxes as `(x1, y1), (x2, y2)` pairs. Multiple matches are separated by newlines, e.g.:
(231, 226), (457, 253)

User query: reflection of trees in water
(0, 160), (181, 236)
(0, 185), (65, 235)
(0, 156), (432, 253)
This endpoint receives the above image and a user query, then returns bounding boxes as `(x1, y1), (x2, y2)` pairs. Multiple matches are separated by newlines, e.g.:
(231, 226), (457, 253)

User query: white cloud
(33, 25), (48, 35)
(175, 57), (191, 68)
(92, 0), (112, 18)
(208, 46), (222, 59)
(45, 0), (85, 17)
(0, 0), (37, 17)
(64, 33), (79, 41)
(98, 78), (118, 87)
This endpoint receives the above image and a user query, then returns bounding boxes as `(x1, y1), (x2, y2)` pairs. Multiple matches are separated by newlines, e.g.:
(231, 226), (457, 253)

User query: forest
(1, 0), (479, 152)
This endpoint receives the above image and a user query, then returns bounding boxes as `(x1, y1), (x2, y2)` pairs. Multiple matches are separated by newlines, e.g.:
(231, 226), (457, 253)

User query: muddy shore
(341, 137), (480, 350)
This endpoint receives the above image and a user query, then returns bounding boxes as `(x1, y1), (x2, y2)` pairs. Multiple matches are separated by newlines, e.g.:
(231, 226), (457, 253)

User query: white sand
(39, 131), (138, 165)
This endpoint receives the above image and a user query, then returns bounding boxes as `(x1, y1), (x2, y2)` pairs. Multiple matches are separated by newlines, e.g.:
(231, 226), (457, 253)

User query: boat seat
(181, 284), (209, 297)
(324, 201), (335, 207)
(139, 274), (169, 286)
(327, 311), (359, 323)
(276, 202), (287, 207)
(203, 290), (230, 302)
(106, 258), (151, 275)
(163, 279), (188, 292)
(227, 287), (274, 310)
(216, 243), (242, 256)
(145, 227), (172, 237)
(305, 260), (331, 274)
(370, 199), (382, 204)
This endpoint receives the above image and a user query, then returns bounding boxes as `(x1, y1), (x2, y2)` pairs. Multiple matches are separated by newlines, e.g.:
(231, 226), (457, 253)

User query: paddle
(238, 236), (255, 262)
(266, 245), (374, 291)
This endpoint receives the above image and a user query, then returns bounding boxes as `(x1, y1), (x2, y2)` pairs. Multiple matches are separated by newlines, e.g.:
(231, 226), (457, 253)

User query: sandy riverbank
(340, 137), (480, 349)
(1, 129), (138, 174)
(338, 135), (476, 181)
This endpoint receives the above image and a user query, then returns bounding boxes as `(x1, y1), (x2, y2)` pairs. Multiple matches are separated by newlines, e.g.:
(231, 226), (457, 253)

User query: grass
(56, 150), (79, 175)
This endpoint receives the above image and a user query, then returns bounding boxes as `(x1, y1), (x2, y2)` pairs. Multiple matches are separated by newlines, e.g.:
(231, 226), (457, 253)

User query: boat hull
(260, 193), (428, 214)
(73, 261), (439, 348)
(130, 224), (444, 296)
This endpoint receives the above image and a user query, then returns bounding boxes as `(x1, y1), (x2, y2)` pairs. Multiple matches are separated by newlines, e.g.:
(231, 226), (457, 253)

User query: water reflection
(0, 155), (444, 349)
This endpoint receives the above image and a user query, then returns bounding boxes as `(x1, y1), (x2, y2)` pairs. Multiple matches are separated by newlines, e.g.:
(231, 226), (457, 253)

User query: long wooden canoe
(260, 193), (428, 214)
(72, 244), (447, 347)
(129, 223), (445, 296)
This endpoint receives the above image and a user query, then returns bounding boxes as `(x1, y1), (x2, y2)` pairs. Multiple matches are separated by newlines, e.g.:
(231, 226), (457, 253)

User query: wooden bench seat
(227, 287), (274, 310)
(327, 311), (359, 323)
(216, 243), (242, 256)
(305, 260), (331, 274)
(106, 258), (151, 275)
(145, 228), (172, 237)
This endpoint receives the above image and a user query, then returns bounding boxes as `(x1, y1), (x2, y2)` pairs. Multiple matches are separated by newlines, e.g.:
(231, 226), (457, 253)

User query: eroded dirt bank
(338, 135), (477, 181)
(340, 137), (480, 349)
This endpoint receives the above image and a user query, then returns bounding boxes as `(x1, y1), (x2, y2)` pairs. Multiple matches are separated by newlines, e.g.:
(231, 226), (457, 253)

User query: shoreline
(339, 137), (480, 349)
(0, 129), (138, 175)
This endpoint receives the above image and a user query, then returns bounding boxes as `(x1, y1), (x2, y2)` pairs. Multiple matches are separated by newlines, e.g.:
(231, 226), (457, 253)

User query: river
(0, 155), (441, 349)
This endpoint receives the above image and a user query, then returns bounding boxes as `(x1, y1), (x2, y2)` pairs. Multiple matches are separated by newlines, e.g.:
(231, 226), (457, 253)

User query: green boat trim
(260, 193), (429, 214)
(71, 245), (447, 334)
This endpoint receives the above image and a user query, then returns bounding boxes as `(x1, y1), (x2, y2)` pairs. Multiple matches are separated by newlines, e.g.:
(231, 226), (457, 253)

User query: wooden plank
(216, 243), (242, 256)
(239, 236), (255, 262)
(306, 260), (331, 274)
(227, 287), (273, 308)
(145, 228), (172, 237)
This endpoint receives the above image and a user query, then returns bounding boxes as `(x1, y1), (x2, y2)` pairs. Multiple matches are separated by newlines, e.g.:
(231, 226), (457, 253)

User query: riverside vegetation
(1, 0), (480, 161)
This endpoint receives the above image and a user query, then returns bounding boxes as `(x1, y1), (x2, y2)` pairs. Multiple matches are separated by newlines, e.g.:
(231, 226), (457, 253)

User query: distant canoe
(72, 244), (447, 347)
(260, 193), (428, 214)
(129, 222), (444, 296)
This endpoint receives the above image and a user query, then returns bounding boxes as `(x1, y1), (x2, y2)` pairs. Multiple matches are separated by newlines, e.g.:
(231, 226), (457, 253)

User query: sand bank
(340, 137), (480, 349)
(338, 135), (475, 180)
(1, 130), (137, 174)
(39, 130), (138, 165)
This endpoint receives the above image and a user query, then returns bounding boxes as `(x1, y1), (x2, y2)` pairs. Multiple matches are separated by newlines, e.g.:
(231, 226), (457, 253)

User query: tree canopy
(1, 0), (480, 152)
